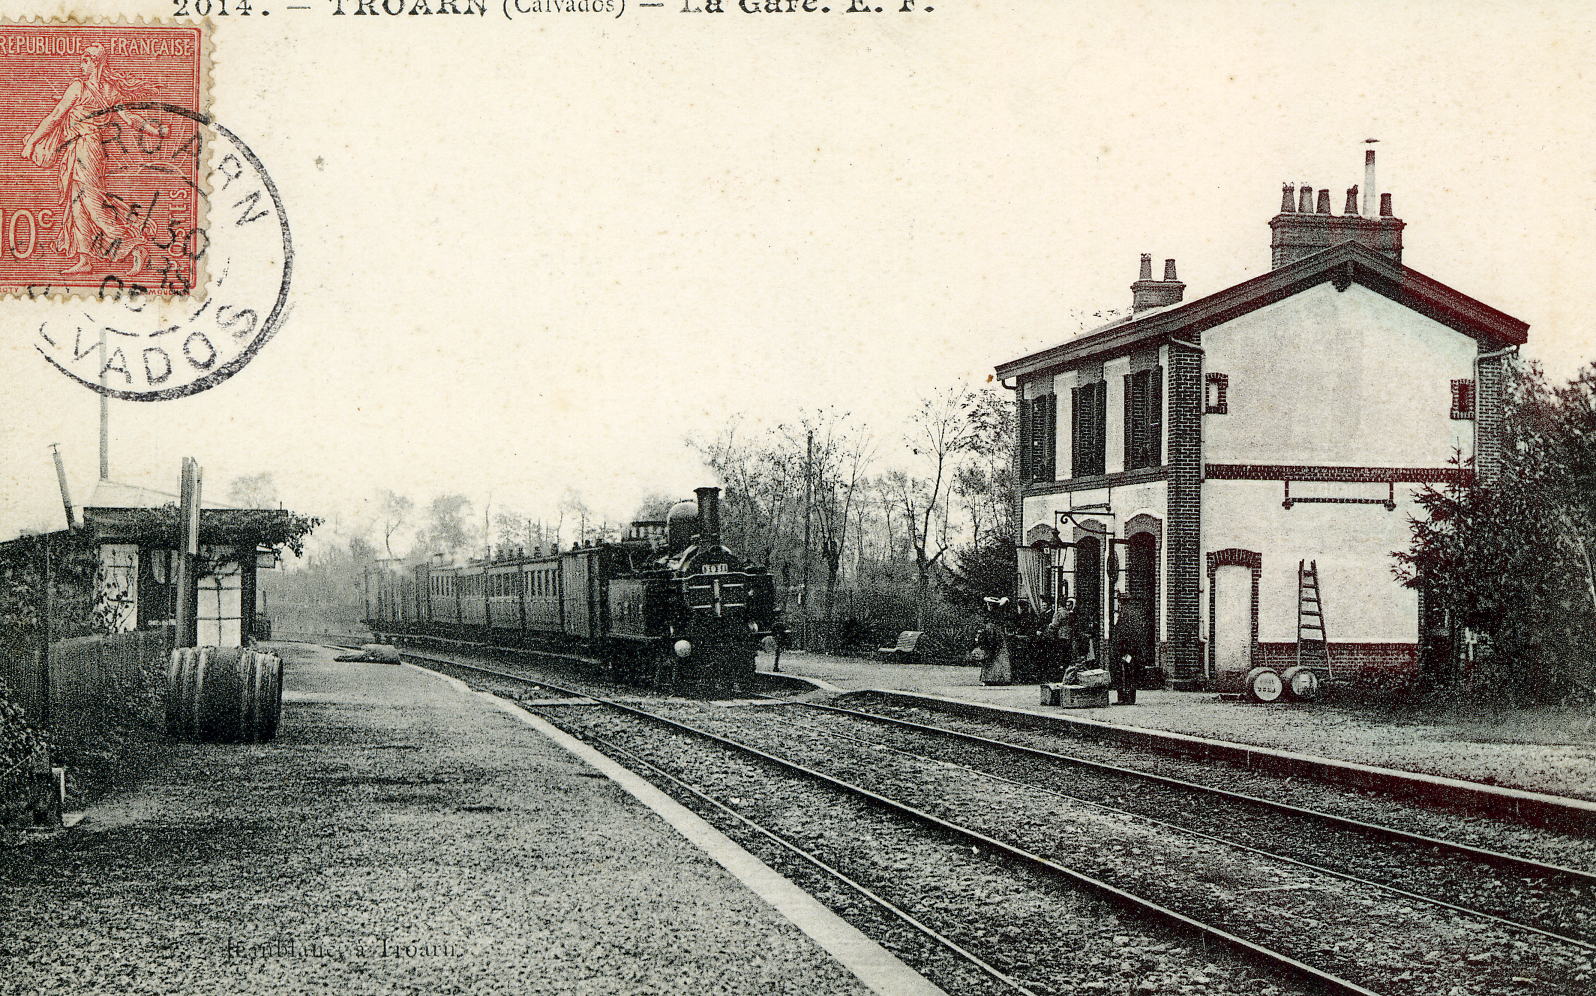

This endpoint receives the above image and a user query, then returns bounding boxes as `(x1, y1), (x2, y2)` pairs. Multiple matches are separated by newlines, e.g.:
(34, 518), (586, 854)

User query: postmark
(31, 102), (293, 400)
(1, 21), (207, 296)
(6, 21), (294, 400)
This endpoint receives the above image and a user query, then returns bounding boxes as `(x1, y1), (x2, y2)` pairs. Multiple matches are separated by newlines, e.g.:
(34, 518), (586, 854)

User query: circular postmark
(32, 103), (292, 401)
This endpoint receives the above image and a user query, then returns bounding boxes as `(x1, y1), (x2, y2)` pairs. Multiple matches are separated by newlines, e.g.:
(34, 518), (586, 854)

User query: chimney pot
(1363, 149), (1377, 217)
(1138, 253), (1153, 280)
(1297, 185), (1314, 213)
(1316, 189), (1331, 214)
(1344, 186), (1359, 215)
(1281, 182), (1296, 213)
(1379, 192), (1393, 217)
(1163, 258), (1178, 281)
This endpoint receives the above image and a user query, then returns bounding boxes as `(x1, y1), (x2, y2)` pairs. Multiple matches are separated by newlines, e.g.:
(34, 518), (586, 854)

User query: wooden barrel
(166, 646), (284, 743)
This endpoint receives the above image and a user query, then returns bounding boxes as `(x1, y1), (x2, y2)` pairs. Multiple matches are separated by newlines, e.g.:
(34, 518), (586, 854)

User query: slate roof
(995, 241), (1529, 382)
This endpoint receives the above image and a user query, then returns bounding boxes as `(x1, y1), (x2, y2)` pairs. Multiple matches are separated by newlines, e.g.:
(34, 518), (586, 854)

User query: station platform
(759, 649), (1596, 803)
(0, 644), (935, 996)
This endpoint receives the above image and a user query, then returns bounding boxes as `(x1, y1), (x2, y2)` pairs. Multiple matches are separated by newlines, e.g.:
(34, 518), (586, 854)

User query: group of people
(994, 594), (1150, 705)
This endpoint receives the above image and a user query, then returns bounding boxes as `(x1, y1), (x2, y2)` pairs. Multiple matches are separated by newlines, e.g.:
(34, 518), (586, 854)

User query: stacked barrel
(166, 647), (284, 743)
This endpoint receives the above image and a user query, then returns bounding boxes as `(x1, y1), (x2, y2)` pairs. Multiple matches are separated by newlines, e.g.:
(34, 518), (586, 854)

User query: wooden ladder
(1297, 559), (1332, 677)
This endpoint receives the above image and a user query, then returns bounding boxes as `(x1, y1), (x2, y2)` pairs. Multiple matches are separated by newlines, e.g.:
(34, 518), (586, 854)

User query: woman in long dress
(21, 43), (169, 276)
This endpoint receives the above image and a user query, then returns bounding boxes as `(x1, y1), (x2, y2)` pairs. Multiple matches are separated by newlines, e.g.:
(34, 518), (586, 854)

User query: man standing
(1107, 599), (1150, 705)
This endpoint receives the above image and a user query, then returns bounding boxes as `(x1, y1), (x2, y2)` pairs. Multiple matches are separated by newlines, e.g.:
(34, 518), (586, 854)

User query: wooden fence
(0, 625), (174, 731)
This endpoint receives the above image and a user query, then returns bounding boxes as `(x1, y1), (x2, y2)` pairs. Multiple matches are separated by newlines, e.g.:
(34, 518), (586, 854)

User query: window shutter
(1123, 373), (1136, 470)
(1149, 365), (1164, 466)
(1070, 387), (1081, 478)
(1095, 381), (1108, 475)
(1017, 395), (1033, 479)
(1040, 392), (1053, 478)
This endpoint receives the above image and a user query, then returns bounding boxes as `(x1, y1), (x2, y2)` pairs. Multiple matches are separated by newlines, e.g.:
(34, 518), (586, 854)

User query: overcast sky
(3, 0), (1592, 551)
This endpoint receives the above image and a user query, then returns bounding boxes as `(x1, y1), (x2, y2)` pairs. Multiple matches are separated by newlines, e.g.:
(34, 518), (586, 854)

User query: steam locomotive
(364, 487), (780, 684)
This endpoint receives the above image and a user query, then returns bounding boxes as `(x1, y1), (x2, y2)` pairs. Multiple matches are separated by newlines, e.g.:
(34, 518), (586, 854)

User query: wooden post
(38, 537), (51, 727)
(173, 458), (202, 648)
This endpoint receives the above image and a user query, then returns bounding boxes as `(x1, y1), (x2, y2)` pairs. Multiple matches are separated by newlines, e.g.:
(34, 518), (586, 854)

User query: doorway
(1212, 564), (1253, 684)
(1125, 532), (1158, 677)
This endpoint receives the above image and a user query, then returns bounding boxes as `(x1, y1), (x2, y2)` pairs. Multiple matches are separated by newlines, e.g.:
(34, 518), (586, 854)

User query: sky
(3, 0), (1593, 552)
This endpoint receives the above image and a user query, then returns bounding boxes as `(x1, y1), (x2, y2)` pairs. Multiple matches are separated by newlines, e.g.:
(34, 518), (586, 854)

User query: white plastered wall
(1205, 282), (1477, 467)
(1199, 282), (1478, 644)
(1023, 478), (1168, 641)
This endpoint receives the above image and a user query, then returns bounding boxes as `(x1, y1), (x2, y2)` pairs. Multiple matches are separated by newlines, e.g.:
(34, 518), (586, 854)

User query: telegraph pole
(99, 328), (109, 480)
(801, 428), (813, 635)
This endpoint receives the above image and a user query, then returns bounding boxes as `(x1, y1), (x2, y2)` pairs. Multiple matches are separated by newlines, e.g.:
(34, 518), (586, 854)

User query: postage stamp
(0, 21), (207, 297)
(6, 20), (294, 401)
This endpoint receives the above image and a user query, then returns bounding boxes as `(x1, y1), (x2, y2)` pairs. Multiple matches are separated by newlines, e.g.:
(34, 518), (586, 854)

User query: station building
(994, 162), (1528, 691)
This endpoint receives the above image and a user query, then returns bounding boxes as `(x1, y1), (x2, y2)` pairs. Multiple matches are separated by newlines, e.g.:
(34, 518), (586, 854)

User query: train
(363, 487), (781, 685)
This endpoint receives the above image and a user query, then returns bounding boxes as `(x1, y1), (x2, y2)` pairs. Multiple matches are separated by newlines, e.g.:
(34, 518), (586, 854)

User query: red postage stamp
(0, 21), (207, 296)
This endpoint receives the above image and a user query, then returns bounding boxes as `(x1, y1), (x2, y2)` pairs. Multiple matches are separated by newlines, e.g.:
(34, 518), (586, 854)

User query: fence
(0, 625), (174, 732)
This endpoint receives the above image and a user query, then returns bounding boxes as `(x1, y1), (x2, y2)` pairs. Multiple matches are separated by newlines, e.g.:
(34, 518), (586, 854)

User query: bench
(877, 630), (926, 664)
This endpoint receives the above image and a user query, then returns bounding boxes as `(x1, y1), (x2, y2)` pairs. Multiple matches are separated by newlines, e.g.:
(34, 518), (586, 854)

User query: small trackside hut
(994, 152), (1528, 699)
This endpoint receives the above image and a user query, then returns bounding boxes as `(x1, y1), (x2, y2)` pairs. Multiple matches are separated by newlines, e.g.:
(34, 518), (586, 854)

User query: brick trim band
(1205, 464), (1472, 484)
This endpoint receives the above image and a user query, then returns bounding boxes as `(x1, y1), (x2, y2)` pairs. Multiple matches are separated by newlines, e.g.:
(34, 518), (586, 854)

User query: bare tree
(376, 489), (413, 562)
(227, 472), (278, 508)
(893, 387), (979, 629)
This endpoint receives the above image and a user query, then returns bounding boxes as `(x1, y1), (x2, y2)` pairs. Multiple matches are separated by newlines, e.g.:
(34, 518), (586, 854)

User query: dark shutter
(1095, 381), (1108, 475)
(1017, 395), (1033, 479)
(1123, 373), (1136, 470)
(1041, 393), (1057, 479)
(1070, 387), (1081, 478)
(1149, 365), (1164, 466)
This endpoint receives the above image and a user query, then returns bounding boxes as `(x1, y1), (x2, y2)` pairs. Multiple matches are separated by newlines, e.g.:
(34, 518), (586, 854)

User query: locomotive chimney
(695, 486), (722, 548)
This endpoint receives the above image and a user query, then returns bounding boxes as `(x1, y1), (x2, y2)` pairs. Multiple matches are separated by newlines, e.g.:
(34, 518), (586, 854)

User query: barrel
(166, 646), (284, 743)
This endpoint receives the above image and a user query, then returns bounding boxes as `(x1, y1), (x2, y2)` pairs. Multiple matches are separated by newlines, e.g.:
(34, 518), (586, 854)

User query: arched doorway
(1074, 535), (1102, 655)
(1125, 532), (1158, 678)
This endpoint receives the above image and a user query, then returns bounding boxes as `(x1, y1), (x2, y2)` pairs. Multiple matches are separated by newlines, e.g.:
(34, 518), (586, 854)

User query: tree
(376, 489), (413, 562)
(953, 386), (1017, 546)
(1394, 361), (1596, 704)
(227, 472), (278, 509)
(420, 494), (472, 559)
(894, 387), (979, 629)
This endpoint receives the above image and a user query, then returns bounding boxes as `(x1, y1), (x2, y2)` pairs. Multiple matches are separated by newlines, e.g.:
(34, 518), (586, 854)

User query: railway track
(754, 699), (1596, 949)
(375, 644), (1595, 996)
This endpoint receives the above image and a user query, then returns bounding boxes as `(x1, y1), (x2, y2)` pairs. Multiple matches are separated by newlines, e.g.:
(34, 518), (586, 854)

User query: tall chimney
(1131, 255), (1185, 312)
(694, 486), (722, 548)
(1362, 149), (1376, 217)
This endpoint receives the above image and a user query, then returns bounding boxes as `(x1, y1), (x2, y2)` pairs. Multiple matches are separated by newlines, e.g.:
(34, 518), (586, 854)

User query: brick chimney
(1131, 254), (1185, 312)
(1269, 150), (1405, 268)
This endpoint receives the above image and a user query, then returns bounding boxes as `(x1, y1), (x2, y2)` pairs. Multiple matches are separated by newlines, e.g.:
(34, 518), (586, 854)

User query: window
(1123, 366), (1164, 470)
(1205, 373), (1228, 415)
(1071, 381), (1107, 477)
(1018, 391), (1058, 481)
(1451, 378), (1475, 420)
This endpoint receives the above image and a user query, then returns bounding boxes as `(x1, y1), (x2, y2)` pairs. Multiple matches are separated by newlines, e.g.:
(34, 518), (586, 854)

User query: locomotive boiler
(364, 487), (779, 686)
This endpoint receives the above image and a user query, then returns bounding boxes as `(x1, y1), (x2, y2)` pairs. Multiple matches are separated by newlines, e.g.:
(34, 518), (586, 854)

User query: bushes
(1395, 362), (1596, 707)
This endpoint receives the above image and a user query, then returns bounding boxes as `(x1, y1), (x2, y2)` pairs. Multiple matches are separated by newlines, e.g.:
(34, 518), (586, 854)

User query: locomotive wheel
(1243, 666), (1285, 703)
(1280, 666), (1321, 702)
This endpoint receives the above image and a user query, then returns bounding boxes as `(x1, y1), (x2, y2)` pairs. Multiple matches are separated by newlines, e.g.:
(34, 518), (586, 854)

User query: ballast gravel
(0, 645), (876, 996)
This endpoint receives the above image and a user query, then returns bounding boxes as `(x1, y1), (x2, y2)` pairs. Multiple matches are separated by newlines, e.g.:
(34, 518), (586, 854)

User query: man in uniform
(1107, 599), (1151, 705)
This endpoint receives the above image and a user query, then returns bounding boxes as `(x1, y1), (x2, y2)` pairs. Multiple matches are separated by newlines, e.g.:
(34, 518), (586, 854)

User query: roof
(994, 241), (1530, 382)
(82, 478), (243, 511)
